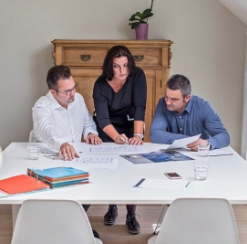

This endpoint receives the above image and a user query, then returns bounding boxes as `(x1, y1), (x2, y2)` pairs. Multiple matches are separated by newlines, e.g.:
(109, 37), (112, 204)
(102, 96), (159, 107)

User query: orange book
(0, 174), (50, 195)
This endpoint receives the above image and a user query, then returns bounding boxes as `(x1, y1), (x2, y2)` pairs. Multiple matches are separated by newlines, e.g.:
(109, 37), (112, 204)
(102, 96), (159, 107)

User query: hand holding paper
(163, 134), (201, 151)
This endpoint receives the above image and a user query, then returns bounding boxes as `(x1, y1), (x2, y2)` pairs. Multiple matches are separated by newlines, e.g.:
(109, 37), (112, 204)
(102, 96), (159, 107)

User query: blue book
(27, 167), (89, 184)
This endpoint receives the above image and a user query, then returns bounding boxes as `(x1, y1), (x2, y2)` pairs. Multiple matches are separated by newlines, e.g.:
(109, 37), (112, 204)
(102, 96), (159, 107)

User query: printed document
(163, 134), (201, 150)
(83, 143), (144, 154)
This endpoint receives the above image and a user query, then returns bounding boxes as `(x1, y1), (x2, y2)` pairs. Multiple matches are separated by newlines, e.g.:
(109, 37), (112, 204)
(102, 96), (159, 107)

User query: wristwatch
(133, 133), (144, 139)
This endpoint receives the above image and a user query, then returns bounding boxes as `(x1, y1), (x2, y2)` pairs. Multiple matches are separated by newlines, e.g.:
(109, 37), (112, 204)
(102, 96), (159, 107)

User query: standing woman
(93, 45), (147, 234)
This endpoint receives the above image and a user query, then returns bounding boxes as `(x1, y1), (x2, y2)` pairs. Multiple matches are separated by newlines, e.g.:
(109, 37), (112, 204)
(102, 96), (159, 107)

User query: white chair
(11, 199), (103, 244)
(0, 146), (2, 170)
(29, 130), (34, 142)
(148, 198), (240, 244)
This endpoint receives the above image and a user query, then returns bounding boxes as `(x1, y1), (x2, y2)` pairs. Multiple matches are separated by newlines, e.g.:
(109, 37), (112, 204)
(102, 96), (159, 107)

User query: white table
(2, 142), (247, 226)
(1, 142), (247, 205)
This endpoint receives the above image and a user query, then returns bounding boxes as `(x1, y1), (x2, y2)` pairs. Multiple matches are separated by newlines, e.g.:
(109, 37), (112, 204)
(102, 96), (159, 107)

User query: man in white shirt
(32, 65), (102, 161)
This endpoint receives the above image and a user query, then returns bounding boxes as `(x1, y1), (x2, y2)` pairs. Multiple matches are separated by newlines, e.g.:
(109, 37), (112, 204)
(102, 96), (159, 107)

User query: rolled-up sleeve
(201, 102), (230, 149)
(133, 69), (147, 121)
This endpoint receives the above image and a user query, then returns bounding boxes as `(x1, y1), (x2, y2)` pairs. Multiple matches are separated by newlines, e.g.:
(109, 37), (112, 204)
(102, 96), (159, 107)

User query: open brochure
(121, 150), (194, 164)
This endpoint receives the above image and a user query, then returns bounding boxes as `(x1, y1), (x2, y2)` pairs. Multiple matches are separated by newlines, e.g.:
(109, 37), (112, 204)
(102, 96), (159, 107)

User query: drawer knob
(80, 55), (91, 61)
(133, 55), (144, 62)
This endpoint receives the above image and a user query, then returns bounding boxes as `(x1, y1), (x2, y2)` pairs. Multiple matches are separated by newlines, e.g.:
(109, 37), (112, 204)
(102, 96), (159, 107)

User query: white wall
(0, 0), (246, 153)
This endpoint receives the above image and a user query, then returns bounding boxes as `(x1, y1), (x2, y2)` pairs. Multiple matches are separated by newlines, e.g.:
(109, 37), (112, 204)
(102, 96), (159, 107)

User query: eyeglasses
(56, 83), (78, 96)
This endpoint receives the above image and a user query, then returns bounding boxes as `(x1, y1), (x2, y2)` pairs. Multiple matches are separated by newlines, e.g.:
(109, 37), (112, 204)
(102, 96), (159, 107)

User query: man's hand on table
(86, 133), (102, 145)
(59, 142), (79, 161)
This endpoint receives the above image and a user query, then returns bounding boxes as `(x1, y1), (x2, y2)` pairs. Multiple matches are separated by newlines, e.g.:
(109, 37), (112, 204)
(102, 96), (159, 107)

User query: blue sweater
(150, 95), (230, 149)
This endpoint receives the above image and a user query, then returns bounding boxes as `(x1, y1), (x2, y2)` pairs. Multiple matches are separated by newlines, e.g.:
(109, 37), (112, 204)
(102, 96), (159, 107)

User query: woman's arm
(103, 124), (128, 144)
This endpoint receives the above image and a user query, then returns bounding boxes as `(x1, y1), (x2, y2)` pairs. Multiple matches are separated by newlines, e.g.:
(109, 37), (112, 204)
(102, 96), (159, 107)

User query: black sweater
(93, 67), (147, 130)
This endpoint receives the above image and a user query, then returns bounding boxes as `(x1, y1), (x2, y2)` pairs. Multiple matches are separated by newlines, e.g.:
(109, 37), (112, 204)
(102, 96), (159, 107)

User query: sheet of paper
(83, 144), (144, 153)
(163, 134), (201, 150)
(134, 178), (190, 190)
(75, 155), (118, 169)
(41, 148), (58, 154)
(44, 154), (60, 160)
(209, 147), (233, 156)
(43, 153), (118, 169)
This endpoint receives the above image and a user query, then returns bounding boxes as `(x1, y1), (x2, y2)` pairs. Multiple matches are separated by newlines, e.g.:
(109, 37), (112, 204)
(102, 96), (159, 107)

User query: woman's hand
(115, 134), (128, 144)
(129, 135), (143, 145)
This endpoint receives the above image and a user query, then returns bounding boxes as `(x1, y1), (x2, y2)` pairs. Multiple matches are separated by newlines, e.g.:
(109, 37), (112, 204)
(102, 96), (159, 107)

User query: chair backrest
(29, 130), (34, 142)
(0, 147), (2, 170)
(148, 198), (240, 244)
(11, 199), (102, 244)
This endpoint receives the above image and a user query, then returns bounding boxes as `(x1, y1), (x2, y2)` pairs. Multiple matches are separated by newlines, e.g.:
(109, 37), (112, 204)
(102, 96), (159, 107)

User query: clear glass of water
(193, 160), (209, 180)
(194, 141), (210, 180)
(27, 145), (40, 160)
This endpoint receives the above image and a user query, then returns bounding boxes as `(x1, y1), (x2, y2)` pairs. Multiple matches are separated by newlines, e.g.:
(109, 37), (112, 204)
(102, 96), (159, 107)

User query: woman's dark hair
(166, 74), (191, 97)
(102, 45), (136, 80)
(46, 65), (71, 90)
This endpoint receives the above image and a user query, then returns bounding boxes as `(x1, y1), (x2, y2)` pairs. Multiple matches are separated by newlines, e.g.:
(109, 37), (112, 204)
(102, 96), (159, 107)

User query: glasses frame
(55, 83), (78, 96)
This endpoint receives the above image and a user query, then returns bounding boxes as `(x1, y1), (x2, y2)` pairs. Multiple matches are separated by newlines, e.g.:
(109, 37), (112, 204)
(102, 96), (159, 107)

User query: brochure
(121, 150), (194, 164)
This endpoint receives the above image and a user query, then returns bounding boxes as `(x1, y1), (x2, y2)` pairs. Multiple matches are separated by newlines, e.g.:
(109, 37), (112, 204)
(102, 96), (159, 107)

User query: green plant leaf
(128, 0), (154, 29)
(140, 9), (153, 19)
(135, 12), (143, 18)
(129, 22), (140, 29)
(129, 12), (142, 21)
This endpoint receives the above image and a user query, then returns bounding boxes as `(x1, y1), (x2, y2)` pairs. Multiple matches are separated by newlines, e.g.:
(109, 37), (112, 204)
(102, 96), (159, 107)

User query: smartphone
(164, 172), (182, 179)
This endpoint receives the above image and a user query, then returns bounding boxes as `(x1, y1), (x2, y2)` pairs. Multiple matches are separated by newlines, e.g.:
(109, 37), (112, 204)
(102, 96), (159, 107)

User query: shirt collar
(174, 95), (193, 115)
(47, 91), (75, 110)
(184, 95), (193, 114)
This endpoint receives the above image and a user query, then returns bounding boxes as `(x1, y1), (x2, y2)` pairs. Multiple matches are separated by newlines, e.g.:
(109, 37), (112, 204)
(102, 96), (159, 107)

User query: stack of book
(27, 167), (89, 188)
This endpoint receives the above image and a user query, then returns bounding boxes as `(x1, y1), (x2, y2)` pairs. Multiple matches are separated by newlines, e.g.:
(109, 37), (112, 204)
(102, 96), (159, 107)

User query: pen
(134, 178), (145, 187)
(185, 181), (190, 188)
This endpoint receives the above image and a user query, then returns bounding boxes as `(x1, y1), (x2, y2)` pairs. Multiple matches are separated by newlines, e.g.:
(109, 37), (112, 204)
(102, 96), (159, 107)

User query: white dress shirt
(32, 91), (98, 151)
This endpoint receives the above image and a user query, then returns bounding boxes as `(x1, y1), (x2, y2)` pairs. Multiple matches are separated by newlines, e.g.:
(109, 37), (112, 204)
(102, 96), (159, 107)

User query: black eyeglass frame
(55, 83), (78, 96)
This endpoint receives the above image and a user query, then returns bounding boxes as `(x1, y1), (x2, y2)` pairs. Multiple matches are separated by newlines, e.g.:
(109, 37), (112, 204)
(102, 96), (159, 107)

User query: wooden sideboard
(52, 40), (173, 141)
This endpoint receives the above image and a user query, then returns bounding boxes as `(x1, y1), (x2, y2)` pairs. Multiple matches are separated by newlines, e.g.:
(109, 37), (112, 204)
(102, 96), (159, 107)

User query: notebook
(0, 174), (50, 195)
(27, 167), (89, 188)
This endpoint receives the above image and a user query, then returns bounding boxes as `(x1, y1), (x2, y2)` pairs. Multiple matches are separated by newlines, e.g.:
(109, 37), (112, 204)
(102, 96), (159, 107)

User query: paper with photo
(121, 150), (194, 164)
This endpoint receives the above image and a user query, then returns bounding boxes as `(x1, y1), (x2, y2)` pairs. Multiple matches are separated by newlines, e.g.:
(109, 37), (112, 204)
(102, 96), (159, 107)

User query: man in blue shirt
(150, 74), (230, 150)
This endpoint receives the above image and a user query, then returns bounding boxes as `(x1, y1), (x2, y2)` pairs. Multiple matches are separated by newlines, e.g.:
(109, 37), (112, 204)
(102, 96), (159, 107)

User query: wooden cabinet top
(52, 39), (173, 68)
(52, 39), (173, 46)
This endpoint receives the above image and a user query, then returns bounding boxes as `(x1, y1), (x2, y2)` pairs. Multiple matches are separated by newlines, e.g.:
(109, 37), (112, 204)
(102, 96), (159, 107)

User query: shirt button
(180, 128), (182, 131)
(179, 116), (181, 118)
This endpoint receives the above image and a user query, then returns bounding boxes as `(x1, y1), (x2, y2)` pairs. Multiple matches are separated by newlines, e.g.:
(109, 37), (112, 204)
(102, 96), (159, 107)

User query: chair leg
(12, 204), (21, 230)
(153, 204), (169, 235)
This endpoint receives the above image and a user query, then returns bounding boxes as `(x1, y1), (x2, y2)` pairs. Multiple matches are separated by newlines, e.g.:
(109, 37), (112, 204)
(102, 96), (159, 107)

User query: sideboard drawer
(63, 47), (108, 66)
(129, 47), (161, 66)
(62, 46), (162, 67)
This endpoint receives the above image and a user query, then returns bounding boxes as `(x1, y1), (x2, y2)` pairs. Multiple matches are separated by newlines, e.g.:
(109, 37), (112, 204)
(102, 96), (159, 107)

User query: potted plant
(128, 0), (154, 40)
